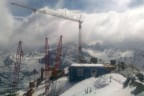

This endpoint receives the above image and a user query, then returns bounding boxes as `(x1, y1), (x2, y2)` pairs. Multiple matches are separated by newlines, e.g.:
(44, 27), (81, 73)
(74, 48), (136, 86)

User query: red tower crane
(45, 37), (49, 72)
(12, 41), (24, 89)
(50, 35), (63, 80)
(44, 37), (51, 95)
(54, 35), (63, 70)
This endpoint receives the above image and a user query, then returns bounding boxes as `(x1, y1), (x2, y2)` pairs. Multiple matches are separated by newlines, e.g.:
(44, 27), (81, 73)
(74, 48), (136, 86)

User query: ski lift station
(69, 63), (115, 82)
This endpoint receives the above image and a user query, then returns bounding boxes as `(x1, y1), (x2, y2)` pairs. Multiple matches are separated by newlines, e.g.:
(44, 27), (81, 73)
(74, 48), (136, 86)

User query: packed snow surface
(17, 73), (136, 96)
(61, 73), (133, 96)
(18, 77), (72, 96)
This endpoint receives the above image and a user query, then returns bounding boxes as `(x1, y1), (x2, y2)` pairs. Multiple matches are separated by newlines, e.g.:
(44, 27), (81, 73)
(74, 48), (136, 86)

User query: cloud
(6, 5), (144, 50)
(10, 12), (78, 49)
(1, 0), (144, 69)
(129, 0), (144, 7)
(84, 48), (134, 60)
(0, 0), (13, 49)
(1, 0), (144, 51)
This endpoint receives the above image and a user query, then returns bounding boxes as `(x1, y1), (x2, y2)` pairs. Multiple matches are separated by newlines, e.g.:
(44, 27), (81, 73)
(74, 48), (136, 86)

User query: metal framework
(44, 37), (51, 96)
(54, 35), (63, 70)
(12, 41), (23, 89)
(45, 37), (49, 71)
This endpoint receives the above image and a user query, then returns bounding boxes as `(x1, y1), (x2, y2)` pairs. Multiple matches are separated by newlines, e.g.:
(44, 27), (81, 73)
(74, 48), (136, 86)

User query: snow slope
(61, 73), (133, 96)
(33, 77), (72, 96)
(17, 77), (72, 96)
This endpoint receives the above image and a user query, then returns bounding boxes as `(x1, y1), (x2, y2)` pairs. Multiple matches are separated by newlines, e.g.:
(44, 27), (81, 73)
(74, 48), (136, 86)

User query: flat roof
(71, 63), (104, 67)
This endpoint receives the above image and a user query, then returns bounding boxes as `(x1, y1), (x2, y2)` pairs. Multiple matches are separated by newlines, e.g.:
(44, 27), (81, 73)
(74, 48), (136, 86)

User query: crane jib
(11, 2), (82, 23)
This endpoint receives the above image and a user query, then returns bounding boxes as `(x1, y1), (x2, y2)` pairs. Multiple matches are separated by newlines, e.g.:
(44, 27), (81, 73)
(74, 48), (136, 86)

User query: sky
(1, 0), (144, 50)
(8, 0), (144, 16)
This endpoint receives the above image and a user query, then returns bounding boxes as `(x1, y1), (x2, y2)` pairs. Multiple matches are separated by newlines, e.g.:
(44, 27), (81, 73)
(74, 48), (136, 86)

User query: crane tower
(12, 41), (24, 90)
(55, 35), (63, 70)
(44, 37), (51, 95)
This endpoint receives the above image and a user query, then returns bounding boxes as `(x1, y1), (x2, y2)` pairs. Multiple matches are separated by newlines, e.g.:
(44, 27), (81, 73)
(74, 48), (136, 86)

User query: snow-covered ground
(17, 73), (136, 96)
(18, 77), (72, 96)
(61, 73), (133, 96)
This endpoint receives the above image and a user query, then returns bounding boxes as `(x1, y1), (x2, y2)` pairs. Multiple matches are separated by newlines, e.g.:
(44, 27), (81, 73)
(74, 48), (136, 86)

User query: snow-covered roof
(71, 63), (104, 67)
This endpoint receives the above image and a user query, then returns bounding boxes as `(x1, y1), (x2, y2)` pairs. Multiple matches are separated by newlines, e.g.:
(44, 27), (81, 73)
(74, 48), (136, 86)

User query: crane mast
(45, 37), (49, 70)
(44, 37), (51, 96)
(12, 41), (23, 90)
(78, 21), (82, 63)
(55, 35), (63, 70)
(11, 2), (83, 62)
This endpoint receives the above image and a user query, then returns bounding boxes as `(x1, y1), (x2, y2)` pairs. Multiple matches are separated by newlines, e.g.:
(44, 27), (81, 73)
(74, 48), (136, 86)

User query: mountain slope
(61, 73), (133, 96)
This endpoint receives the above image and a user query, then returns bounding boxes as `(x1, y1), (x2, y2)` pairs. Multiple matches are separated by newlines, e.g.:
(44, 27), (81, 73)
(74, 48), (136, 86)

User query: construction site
(3, 2), (116, 96)
(0, 0), (144, 96)
(10, 1), (77, 95)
